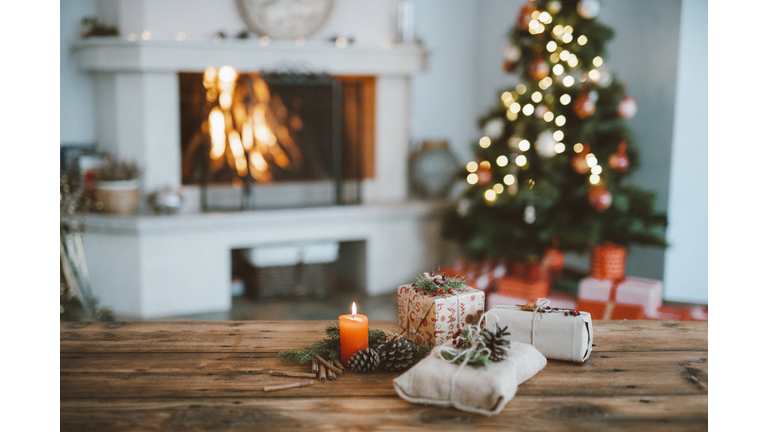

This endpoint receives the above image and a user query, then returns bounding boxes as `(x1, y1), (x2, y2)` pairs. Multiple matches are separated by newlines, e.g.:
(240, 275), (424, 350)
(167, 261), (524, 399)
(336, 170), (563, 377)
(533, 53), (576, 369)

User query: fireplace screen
(179, 68), (371, 210)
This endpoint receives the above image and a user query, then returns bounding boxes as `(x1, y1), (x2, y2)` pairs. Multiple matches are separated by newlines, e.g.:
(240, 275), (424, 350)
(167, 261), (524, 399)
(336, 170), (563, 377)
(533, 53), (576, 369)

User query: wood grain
(60, 320), (707, 431)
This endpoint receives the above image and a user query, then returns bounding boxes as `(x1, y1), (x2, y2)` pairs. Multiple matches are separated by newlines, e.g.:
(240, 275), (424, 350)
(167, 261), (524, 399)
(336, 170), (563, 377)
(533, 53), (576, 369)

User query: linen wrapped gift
(397, 273), (485, 346)
(393, 339), (546, 416)
(486, 300), (593, 363)
(577, 276), (663, 318)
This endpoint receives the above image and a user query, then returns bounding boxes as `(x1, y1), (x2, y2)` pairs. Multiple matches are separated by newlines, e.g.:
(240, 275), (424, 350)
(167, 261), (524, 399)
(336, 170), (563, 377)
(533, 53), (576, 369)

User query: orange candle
(339, 302), (368, 367)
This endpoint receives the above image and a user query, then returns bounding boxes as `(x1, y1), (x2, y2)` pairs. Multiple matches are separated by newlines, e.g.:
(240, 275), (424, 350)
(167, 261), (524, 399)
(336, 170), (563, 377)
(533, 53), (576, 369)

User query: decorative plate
(236, 0), (335, 40)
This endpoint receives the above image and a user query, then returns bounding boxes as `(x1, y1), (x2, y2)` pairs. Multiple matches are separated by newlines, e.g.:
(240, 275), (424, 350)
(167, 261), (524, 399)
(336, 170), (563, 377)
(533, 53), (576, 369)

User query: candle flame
(351, 302), (357, 318)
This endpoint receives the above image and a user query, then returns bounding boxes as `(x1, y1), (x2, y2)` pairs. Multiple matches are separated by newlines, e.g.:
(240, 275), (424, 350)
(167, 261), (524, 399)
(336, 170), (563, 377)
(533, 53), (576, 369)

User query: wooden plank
(60, 350), (706, 399)
(60, 395), (707, 432)
(60, 320), (706, 353)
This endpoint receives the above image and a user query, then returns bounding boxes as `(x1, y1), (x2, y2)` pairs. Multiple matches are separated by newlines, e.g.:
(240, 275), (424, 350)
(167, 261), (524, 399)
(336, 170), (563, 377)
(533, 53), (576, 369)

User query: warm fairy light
(515, 155), (528, 166)
(467, 161), (478, 172)
(555, 115), (566, 126)
(218, 66), (237, 85)
(591, 165), (603, 175)
(589, 69), (601, 81)
(593, 56), (603, 67)
(553, 130), (564, 141)
(567, 55), (579, 67)
(506, 110), (518, 121)
(518, 139), (531, 151)
(351, 302), (357, 318)
(562, 33), (573, 43)
(479, 136), (491, 148)
(531, 10), (541, 20)
(219, 92), (233, 110)
(550, 53), (560, 63)
(516, 84), (527, 94)
(467, 173), (479, 184)
(250, 151), (268, 172)
(554, 143), (566, 153)
(559, 50), (571, 61)
(545, 94), (555, 104)
(209, 107), (226, 158)
(493, 183), (504, 194)
(539, 77), (553, 90)
(553, 64), (564, 75)
(574, 143), (584, 153)
(509, 102), (521, 113)
(586, 153), (597, 167)
(484, 189), (497, 201)
(539, 11), (552, 23)
(563, 25), (573, 34)
(578, 35), (588, 45)
(229, 131), (248, 177)
(503, 174), (515, 185)
(589, 174), (601, 185)
(336, 37), (348, 48)
(563, 76), (575, 87)
(546, 41), (558, 52)
(543, 111), (555, 122)
(522, 104), (535, 116)
(497, 155), (509, 167)
(501, 91), (514, 106)
(241, 121), (254, 150)
(560, 94), (571, 105)
(255, 123), (277, 146)
(479, 161), (491, 169)
(552, 25), (564, 36)
(532, 91), (543, 103)
(528, 19), (545, 34)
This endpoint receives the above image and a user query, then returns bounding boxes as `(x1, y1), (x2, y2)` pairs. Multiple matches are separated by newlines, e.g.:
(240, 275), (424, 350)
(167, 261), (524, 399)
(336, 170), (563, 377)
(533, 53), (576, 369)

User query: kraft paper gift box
(485, 304), (593, 363)
(397, 284), (485, 346)
(577, 276), (663, 317)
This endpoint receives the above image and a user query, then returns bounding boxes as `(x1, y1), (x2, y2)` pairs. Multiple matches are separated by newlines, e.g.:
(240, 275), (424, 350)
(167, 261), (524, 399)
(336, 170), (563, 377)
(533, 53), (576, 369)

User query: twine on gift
(524, 298), (550, 345)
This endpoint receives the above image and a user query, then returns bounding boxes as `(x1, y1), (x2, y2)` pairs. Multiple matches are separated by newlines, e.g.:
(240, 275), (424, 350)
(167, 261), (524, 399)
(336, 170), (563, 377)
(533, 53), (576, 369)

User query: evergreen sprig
(412, 271), (467, 297)
(439, 328), (491, 369)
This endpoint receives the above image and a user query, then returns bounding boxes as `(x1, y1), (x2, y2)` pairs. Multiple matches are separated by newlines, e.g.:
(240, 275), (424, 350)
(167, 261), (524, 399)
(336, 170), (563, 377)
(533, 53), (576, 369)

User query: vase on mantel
(93, 156), (141, 215)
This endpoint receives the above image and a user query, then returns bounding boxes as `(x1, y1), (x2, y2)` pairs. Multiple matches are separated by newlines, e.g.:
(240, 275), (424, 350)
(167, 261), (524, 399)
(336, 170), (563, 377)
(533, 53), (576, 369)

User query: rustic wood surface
(60, 320), (707, 431)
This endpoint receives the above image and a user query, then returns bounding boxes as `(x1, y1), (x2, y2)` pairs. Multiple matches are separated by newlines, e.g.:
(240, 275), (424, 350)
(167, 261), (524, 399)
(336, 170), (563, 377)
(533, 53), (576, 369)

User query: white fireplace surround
(75, 38), (456, 319)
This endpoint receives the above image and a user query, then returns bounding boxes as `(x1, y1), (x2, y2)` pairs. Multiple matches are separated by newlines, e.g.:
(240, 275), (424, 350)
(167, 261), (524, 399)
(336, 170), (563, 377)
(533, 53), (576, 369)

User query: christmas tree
(442, 0), (667, 264)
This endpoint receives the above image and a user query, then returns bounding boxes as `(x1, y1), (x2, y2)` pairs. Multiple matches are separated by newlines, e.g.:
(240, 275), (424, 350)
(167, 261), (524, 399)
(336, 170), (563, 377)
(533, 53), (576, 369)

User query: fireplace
(75, 39), (453, 319)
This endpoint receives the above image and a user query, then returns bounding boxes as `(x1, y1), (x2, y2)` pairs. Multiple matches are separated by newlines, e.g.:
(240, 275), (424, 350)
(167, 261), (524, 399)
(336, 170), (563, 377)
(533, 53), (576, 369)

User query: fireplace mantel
(74, 38), (428, 76)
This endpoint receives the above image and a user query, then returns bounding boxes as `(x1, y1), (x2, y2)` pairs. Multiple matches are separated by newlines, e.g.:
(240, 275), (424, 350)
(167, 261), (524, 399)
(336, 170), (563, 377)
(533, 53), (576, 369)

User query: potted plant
(94, 156), (141, 215)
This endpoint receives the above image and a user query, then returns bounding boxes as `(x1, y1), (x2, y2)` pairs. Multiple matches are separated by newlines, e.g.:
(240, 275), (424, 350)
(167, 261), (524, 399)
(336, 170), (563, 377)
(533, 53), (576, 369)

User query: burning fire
(201, 66), (303, 183)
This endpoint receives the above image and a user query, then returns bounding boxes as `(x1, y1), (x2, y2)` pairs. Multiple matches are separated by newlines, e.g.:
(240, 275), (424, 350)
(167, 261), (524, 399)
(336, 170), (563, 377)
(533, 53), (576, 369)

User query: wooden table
(61, 320), (707, 431)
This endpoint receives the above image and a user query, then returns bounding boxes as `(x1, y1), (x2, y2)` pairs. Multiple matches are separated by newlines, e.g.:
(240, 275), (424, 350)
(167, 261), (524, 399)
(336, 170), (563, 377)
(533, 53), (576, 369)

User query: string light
(567, 55), (579, 67)
(593, 56), (603, 67)
(504, 174), (516, 185)
(543, 111), (555, 122)
(577, 35), (588, 45)
(509, 102), (521, 113)
(518, 139), (531, 151)
(553, 130), (564, 141)
(501, 91), (514, 106)
(532, 92), (543, 103)
(591, 165), (603, 175)
(563, 76), (575, 87)
(467, 173), (479, 184)
(550, 53), (560, 63)
(522, 104), (534, 116)
(559, 50), (571, 61)
(515, 155), (528, 166)
(539, 11), (553, 24)
(589, 69), (600, 81)
(467, 161), (478, 172)
(546, 41), (558, 52)
(585, 153), (597, 167)
(496, 155), (509, 167)
(493, 183), (504, 194)
(507, 110), (518, 120)
(552, 25), (564, 37)
(539, 77), (553, 90)
(554, 143), (566, 153)
(562, 33), (573, 43)
(589, 174), (601, 184)
(484, 189), (497, 201)
(479, 136), (491, 148)
(516, 84), (527, 94)
(555, 115), (566, 126)
(480, 161), (491, 169)
(574, 143), (584, 153)
(560, 94), (571, 105)
(553, 64), (564, 75)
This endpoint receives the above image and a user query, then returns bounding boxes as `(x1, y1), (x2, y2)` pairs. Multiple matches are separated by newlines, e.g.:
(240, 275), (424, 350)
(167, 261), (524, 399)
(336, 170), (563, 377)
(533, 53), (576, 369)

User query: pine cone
(375, 334), (415, 372)
(481, 323), (511, 362)
(348, 347), (380, 373)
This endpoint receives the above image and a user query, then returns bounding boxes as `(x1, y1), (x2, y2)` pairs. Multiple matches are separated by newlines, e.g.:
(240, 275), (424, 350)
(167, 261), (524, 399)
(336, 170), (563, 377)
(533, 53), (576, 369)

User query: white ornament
(618, 97), (638, 119)
(524, 205), (536, 224)
(535, 130), (558, 158)
(503, 43), (522, 62)
(534, 104), (549, 119)
(483, 118), (505, 139)
(547, 1), (562, 15)
(596, 65), (613, 87)
(577, 0), (601, 19)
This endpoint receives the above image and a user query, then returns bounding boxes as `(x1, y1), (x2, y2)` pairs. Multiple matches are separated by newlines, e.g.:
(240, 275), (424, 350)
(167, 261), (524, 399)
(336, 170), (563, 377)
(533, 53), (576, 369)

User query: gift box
(495, 277), (549, 301)
(590, 243), (626, 280)
(574, 299), (644, 320)
(577, 276), (662, 318)
(393, 342), (546, 416)
(397, 284), (485, 346)
(486, 303), (593, 363)
(442, 259), (505, 291)
(486, 291), (576, 310)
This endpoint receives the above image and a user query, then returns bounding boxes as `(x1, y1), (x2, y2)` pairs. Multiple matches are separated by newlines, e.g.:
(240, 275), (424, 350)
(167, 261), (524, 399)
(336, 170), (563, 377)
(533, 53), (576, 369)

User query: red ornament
(574, 92), (596, 118)
(571, 144), (591, 174)
(477, 164), (492, 185)
(608, 140), (630, 172)
(617, 96), (637, 119)
(543, 248), (565, 272)
(528, 56), (550, 81)
(588, 186), (612, 211)
(517, 2), (537, 28)
(502, 43), (522, 73)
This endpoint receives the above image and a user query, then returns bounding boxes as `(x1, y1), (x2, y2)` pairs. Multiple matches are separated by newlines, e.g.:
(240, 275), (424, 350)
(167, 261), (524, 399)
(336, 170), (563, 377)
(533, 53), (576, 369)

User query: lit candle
(339, 302), (368, 367)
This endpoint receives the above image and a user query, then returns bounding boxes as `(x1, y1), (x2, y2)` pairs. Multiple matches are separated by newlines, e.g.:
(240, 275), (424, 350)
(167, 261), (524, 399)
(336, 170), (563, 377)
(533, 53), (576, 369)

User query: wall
(59, 0), (708, 302)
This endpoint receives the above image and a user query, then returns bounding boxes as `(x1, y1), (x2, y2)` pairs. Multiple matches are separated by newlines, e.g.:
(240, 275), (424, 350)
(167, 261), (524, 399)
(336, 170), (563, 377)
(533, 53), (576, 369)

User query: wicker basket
(95, 180), (140, 215)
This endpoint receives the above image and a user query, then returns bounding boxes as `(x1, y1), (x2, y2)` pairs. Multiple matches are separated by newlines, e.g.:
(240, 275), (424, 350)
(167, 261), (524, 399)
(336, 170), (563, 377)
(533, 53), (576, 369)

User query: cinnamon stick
(314, 355), (343, 375)
(319, 363), (327, 381)
(263, 380), (314, 392)
(311, 358), (319, 374)
(267, 370), (317, 378)
(327, 369), (336, 381)
(332, 359), (345, 373)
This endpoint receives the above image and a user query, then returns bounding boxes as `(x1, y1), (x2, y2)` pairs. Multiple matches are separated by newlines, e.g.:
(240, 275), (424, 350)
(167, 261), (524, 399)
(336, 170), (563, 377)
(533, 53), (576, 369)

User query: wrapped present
(487, 291), (576, 310)
(393, 339), (546, 416)
(577, 276), (662, 317)
(575, 299), (644, 320)
(495, 277), (549, 301)
(590, 243), (626, 280)
(397, 278), (485, 346)
(486, 300), (593, 363)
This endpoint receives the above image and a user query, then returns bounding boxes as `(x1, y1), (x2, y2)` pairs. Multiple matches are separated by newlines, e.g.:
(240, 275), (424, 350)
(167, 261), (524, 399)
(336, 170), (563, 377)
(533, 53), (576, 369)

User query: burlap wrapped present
(393, 342), (546, 416)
